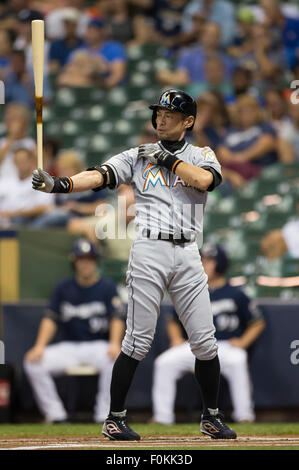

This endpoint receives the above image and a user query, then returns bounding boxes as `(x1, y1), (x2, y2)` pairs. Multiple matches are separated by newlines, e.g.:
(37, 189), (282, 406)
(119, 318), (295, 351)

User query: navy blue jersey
(210, 283), (262, 340)
(169, 283), (262, 342)
(221, 123), (277, 167)
(46, 276), (125, 342)
(151, 0), (189, 37)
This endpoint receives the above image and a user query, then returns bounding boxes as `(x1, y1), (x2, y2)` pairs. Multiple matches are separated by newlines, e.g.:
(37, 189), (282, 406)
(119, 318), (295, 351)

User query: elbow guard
(86, 165), (117, 191)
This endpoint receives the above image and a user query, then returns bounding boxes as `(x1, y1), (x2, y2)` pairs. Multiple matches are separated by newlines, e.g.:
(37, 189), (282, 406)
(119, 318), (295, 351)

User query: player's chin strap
(86, 165), (116, 191)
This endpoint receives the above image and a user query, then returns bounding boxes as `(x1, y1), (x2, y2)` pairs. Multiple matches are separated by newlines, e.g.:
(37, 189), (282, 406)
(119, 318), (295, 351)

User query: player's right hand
(25, 345), (45, 363)
(137, 143), (162, 164)
(32, 168), (54, 193)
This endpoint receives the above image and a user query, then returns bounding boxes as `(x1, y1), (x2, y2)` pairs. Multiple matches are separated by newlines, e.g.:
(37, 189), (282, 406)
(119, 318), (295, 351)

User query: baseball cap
(201, 243), (229, 275)
(70, 238), (98, 260)
(61, 8), (80, 23)
(237, 7), (255, 23)
(88, 18), (106, 29)
(18, 9), (44, 23)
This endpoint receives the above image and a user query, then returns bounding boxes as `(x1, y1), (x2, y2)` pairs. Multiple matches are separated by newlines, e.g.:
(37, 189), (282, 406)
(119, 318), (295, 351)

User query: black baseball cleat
(200, 412), (237, 439)
(102, 412), (141, 441)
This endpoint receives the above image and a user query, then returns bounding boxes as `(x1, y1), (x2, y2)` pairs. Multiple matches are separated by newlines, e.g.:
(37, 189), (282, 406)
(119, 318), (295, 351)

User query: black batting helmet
(149, 89), (197, 131)
(201, 243), (229, 275)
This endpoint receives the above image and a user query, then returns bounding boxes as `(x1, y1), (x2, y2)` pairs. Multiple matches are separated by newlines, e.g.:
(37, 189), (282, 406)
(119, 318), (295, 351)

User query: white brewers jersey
(104, 141), (221, 241)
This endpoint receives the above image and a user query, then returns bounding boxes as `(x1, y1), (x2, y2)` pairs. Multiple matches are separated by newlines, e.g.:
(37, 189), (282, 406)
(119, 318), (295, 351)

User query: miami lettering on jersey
(142, 163), (188, 191)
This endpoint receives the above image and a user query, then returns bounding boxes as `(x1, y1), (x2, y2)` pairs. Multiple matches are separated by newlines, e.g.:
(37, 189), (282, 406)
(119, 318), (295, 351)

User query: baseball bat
(31, 20), (44, 171)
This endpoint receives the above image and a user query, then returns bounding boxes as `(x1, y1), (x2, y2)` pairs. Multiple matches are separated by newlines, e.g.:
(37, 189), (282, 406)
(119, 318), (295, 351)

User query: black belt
(145, 229), (191, 245)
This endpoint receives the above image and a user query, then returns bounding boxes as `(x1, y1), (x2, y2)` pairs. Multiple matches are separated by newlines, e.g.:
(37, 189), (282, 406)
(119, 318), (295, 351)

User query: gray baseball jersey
(103, 142), (221, 361)
(105, 141), (221, 241)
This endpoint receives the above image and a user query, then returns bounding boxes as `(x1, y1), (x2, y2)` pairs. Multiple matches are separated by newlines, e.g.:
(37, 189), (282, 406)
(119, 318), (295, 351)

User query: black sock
(194, 355), (220, 414)
(110, 351), (140, 413)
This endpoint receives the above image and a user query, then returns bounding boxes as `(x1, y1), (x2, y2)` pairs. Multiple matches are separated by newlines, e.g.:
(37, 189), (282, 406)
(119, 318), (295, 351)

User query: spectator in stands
(264, 87), (289, 132)
(102, 0), (135, 44)
(141, 0), (192, 50)
(151, 244), (265, 424)
(67, 184), (136, 259)
(32, 150), (107, 229)
(188, 55), (234, 101)
(181, 0), (236, 47)
(192, 91), (246, 189)
(49, 8), (84, 74)
(0, 28), (15, 81)
(24, 238), (125, 423)
(235, 23), (287, 92)
(228, 6), (255, 58)
(5, 49), (36, 107)
(0, 102), (35, 182)
(217, 94), (278, 180)
(45, 2), (90, 40)
(193, 91), (230, 149)
(0, 0), (29, 30)
(15, 9), (51, 75)
(261, 0), (299, 70)
(157, 22), (234, 89)
(230, 67), (257, 103)
(150, 0), (189, 41)
(0, 147), (54, 227)
(261, 202), (299, 260)
(278, 102), (299, 163)
(57, 18), (127, 89)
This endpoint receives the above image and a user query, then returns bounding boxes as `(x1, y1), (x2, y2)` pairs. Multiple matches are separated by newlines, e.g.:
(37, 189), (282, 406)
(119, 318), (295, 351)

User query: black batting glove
(138, 144), (183, 174)
(32, 169), (73, 193)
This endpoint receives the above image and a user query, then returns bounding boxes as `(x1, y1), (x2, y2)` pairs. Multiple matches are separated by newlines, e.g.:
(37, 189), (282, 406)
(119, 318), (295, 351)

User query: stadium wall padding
(2, 300), (299, 415)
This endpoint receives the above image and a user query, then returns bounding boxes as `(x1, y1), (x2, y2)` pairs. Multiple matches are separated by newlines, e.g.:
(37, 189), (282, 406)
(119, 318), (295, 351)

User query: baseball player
(32, 89), (237, 440)
(24, 238), (125, 423)
(151, 244), (265, 425)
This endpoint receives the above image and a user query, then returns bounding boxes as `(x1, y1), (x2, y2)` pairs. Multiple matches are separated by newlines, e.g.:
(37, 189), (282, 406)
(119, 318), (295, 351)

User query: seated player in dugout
(32, 89), (238, 440)
(151, 244), (265, 425)
(24, 238), (126, 423)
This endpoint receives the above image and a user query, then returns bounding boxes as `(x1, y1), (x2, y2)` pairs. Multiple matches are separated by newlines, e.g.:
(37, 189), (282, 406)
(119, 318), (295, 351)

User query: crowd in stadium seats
(0, 0), (298, 274)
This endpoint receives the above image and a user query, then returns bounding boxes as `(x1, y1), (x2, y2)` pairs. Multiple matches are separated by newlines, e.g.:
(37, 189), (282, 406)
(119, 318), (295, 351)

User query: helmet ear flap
(152, 109), (157, 129)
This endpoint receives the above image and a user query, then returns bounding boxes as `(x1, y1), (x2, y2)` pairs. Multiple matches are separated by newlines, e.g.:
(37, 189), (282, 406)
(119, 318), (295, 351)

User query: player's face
(156, 109), (193, 141)
(74, 256), (98, 279)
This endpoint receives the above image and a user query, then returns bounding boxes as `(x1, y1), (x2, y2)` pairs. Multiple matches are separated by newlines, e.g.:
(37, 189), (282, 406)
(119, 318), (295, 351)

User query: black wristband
(52, 176), (73, 193)
(158, 152), (183, 173)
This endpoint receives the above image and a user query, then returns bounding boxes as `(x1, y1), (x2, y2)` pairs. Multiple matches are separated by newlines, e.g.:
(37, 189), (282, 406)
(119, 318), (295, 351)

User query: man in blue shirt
(151, 244), (265, 424)
(5, 49), (51, 107)
(49, 8), (84, 73)
(157, 22), (235, 92)
(24, 238), (125, 423)
(61, 18), (127, 89)
(261, 0), (299, 69)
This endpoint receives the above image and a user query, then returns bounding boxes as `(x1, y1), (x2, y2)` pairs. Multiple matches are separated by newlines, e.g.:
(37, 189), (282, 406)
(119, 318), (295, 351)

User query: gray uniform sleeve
(192, 146), (222, 191)
(104, 147), (138, 187)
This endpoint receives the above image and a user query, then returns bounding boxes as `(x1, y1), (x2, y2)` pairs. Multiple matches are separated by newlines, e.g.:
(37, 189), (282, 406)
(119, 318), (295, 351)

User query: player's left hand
(32, 168), (54, 192)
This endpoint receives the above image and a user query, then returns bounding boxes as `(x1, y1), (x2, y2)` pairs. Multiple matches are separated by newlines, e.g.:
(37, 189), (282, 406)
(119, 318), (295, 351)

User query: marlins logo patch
(143, 163), (167, 191)
(160, 92), (171, 105)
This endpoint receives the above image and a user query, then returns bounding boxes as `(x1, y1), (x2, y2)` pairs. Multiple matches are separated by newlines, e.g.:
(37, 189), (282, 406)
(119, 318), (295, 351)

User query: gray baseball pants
(121, 237), (217, 361)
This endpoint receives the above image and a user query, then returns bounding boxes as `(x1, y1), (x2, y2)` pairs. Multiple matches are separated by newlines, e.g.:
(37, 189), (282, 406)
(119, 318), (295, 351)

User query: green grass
(0, 422), (299, 438)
